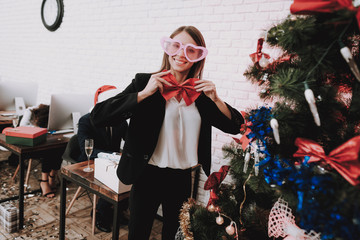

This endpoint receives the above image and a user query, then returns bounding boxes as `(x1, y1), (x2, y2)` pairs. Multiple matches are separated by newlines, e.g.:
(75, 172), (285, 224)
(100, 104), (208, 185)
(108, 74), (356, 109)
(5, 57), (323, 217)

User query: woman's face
(168, 31), (196, 77)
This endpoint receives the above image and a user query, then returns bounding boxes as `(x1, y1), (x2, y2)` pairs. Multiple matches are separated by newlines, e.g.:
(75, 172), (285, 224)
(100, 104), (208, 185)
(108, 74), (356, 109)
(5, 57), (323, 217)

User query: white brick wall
(0, 0), (291, 206)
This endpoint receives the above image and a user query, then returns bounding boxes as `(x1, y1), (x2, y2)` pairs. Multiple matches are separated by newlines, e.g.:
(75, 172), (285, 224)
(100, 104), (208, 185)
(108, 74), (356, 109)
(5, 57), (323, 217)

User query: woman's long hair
(158, 26), (206, 79)
(30, 104), (49, 128)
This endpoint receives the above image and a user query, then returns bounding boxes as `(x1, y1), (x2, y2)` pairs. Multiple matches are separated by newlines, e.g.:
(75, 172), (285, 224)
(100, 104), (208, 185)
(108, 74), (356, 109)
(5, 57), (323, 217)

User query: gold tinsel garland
(179, 198), (196, 240)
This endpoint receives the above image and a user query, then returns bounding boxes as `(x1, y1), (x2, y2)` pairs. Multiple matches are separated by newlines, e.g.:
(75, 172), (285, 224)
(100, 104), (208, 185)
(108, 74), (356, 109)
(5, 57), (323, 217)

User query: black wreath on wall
(41, 0), (64, 31)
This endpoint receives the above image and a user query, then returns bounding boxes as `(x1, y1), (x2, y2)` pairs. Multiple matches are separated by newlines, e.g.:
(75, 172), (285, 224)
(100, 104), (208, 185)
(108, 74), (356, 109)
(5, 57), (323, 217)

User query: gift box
(0, 202), (18, 233)
(94, 152), (132, 194)
(4, 126), (47, 146)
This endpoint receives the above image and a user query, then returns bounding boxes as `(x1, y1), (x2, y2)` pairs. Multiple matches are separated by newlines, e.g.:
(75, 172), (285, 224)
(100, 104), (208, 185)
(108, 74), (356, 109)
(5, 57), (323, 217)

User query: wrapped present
(3, 126), (47, 146)
(94, 152), (132, 194)
(0, 202), (18, 233)
(0, 216), (18, 233)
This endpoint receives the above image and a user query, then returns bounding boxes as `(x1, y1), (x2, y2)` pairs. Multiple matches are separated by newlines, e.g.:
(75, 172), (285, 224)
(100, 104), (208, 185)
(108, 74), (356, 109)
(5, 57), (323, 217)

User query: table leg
(59, 177), (67, 240)
(92, 194), (97, 235)
(19, 155), (24, 229)
(112, 200), (120, 240)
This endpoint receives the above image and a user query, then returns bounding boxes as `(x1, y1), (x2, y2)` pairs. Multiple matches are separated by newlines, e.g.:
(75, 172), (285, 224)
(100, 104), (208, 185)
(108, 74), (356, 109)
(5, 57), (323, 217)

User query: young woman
(91, 26), (244, 239)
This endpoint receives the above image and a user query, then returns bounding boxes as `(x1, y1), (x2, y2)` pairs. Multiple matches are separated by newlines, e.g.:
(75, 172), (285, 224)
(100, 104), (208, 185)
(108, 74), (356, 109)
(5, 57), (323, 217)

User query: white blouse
(148, 97), (201, 169)
(19, 106), (36, 127)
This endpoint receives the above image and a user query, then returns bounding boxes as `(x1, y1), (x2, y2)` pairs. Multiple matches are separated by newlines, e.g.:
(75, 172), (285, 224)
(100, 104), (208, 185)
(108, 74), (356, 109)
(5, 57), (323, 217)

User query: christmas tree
(177, 1), (360, 240)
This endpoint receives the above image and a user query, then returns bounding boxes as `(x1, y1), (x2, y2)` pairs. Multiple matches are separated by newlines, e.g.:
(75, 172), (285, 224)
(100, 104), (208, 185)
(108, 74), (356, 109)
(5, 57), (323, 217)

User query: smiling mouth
(173, 58), (187, 65)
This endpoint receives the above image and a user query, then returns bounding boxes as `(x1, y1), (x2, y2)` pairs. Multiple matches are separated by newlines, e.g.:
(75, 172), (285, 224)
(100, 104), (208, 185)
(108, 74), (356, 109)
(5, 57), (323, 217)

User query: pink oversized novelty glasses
(160, 37), (208, 63)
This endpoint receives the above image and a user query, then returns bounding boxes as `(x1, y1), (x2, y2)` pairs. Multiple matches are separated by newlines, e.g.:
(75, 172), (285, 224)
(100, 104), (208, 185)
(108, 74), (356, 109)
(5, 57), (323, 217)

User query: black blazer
(90, 73), (244, 184)
(77, 113), (128, 162)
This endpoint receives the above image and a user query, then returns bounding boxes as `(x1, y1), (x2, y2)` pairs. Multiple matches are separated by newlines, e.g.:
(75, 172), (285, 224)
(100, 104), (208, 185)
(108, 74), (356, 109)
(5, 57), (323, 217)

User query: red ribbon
(161, 73), (201, 106)
(204, 165), (230, 206)
(290, 0), (360, 29)
(233, 111), (252, 150)
(233, 124), (252, 151)
(293, 136), (360, 185)
(249, 38), (270, 64)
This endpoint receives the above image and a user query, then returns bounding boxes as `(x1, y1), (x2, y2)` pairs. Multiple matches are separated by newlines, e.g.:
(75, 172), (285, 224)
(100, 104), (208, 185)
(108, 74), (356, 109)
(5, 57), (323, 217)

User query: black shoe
(95, 219), (112, 233)
(90, 210), (112, 232)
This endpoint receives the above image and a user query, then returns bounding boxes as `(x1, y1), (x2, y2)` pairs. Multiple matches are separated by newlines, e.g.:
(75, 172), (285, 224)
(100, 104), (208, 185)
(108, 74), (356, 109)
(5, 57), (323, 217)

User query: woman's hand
(194, 79), (219, 102)
(137, 70), (172, 103)
(195, 79), (232, 119)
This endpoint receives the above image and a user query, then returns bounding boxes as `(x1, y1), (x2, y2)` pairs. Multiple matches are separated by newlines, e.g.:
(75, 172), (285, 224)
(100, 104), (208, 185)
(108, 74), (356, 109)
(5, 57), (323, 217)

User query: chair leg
(92, 194), (97, 235)
(65, 186), (82, 216)
(12, 164), (20, 181)
(24, 158), (32, 191)
(12, 159), (33, 183)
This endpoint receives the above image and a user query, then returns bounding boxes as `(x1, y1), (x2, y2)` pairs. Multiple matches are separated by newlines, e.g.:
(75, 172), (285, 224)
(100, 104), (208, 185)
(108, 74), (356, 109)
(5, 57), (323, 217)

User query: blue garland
(245, 106), (360, 240)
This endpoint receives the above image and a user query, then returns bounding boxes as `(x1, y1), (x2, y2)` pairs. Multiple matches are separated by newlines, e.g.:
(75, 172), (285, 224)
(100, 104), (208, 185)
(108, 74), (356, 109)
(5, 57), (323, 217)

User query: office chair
(62, 134), (81, 165)
(12, 158), (37, 191)
(62, 134), (106, 235)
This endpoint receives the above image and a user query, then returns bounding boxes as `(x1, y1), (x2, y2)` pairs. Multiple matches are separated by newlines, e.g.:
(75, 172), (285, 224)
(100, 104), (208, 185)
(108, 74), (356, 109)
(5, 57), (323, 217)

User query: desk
(0, 111), (16, 123)
(0, 133), (69, 229)
(0, 111), (15, 130)
(59, 161), (130, 240)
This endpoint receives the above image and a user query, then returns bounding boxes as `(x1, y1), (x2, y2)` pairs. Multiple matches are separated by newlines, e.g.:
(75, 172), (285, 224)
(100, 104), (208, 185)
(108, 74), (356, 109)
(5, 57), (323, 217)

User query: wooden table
(0, 110), (16, 123)
(59, 161), (130, 240)
(0, 111), (16, 130)
(0, 133), (69, 229)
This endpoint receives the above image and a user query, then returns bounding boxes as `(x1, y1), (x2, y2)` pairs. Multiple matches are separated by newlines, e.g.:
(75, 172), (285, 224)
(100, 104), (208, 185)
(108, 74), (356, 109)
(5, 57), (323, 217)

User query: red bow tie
(161, 73), (201, 106)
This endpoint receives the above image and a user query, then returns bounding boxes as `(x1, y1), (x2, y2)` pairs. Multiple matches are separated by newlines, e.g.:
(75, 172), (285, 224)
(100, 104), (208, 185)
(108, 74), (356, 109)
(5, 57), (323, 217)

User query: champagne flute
(83, 139), (94, 172)
(12, 115), (19, 128)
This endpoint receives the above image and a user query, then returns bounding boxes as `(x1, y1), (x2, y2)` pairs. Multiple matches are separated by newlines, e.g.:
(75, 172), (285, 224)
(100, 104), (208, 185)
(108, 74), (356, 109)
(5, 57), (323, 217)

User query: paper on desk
(63, 133), (75, 138)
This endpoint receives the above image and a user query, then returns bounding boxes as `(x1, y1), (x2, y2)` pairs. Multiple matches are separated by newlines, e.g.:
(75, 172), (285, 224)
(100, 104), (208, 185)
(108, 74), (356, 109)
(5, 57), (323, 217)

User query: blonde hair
(158, 26), (206, 79)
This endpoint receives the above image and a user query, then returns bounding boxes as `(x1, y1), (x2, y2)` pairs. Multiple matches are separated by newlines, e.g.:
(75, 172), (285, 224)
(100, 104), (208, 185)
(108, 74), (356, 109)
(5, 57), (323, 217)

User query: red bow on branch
(249, 38), (270, 64)
(204, 165), (230, 206)
(233, 111), (253, 150)
(290, 0), (360, 30)
(293, 136), (360, 186)
(161, 73), (201, 106)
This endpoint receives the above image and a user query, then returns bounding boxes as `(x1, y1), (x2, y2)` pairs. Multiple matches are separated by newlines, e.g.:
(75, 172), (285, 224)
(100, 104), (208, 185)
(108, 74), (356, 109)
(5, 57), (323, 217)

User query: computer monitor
(0, 81), (38, 111)
(47, 93), (93, 132)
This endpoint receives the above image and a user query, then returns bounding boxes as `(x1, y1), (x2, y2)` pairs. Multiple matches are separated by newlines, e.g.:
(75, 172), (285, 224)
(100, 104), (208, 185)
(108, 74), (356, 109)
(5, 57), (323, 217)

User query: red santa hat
(94, 85), (117, 105)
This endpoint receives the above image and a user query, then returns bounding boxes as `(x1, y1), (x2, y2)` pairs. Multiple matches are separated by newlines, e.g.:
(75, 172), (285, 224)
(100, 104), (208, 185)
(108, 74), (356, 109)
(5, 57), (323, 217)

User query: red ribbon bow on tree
(204, 165), (230, 207)
(233, 111), (252, 150)
(290, 0), (360, 30)
(249, 38), (270, 64)
(161, 73), (201, 106)
(293, 136), (360, 186)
